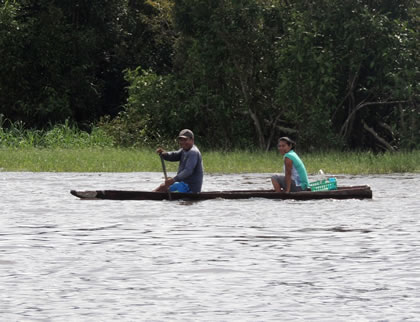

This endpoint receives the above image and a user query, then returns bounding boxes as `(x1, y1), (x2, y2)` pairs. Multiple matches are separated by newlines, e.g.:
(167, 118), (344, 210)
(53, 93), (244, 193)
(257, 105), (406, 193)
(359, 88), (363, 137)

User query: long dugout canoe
(70, 185), (372, 201)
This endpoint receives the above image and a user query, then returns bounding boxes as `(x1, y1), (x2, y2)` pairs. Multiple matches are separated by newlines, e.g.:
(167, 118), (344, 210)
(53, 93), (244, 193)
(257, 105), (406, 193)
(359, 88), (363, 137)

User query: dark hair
(278, 137), (296, 149)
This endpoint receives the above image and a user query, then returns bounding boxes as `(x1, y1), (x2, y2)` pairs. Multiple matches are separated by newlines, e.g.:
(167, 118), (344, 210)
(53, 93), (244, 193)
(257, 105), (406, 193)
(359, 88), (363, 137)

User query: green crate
(309, 178), (337, 191)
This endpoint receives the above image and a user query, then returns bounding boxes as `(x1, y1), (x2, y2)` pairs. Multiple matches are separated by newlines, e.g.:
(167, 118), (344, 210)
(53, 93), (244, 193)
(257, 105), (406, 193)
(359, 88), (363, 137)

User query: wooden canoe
(70, 185), (372, 201)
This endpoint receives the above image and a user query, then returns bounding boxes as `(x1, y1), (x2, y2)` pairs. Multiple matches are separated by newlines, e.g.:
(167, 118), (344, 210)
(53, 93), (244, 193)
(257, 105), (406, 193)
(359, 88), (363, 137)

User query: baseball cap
(178, 129), (194, 139)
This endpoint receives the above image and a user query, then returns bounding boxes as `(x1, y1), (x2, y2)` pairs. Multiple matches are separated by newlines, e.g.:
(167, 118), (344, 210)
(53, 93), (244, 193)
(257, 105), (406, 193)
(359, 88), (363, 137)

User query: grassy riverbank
(1, 147), (419, 174)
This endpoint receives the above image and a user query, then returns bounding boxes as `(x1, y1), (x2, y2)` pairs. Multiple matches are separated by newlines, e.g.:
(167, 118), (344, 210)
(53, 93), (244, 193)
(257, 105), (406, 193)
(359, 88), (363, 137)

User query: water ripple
(0, 172), (419, 321)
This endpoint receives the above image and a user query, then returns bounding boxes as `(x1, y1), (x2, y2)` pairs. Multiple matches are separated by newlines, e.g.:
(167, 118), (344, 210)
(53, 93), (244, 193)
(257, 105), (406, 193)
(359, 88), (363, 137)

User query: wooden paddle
(159, 153), (172, 200)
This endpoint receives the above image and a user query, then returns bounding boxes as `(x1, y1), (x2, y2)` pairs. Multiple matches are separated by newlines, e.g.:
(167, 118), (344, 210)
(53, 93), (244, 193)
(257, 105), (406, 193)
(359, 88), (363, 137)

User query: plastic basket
(309, 178), (337, 191)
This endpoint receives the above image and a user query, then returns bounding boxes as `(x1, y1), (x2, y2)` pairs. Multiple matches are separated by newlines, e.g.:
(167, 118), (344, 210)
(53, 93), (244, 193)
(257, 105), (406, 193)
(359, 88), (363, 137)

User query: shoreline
(1, 147), (419, 174)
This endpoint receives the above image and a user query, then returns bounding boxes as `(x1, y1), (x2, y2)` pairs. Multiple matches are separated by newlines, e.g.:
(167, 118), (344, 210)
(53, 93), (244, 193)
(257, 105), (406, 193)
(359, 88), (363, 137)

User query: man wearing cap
(154, 129), (204, 193)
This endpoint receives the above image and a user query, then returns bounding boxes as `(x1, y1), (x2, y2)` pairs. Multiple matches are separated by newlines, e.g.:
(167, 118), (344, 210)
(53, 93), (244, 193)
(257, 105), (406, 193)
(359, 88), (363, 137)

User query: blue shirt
(163, 145), (204, 192)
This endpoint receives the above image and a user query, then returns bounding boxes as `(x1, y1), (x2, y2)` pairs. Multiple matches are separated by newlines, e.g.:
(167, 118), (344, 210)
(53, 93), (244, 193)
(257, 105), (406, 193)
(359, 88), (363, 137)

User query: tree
(171, 0), (290, 149)
(322, 0), (419, 150)
(0, 0), (177, 128)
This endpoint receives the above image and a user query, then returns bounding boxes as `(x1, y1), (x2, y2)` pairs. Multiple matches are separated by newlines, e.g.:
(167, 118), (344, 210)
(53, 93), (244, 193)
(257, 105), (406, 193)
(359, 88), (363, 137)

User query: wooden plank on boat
(70, 185), (372, 201)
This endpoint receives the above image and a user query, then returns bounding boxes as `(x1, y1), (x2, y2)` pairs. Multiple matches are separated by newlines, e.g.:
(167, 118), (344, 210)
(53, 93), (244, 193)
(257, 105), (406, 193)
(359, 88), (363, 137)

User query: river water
(0, 172), (419, 321)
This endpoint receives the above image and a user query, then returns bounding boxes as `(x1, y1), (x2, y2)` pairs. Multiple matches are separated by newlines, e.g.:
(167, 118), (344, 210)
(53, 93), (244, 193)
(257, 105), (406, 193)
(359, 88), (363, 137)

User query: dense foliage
(0, 116), (113, 148)
(0, 0), (174, 126)
(1, 0), (419, 150)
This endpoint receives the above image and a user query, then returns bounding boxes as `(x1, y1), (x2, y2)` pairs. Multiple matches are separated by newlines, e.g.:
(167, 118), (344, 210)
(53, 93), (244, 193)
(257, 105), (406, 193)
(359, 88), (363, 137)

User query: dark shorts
(271, 175), (302, 192)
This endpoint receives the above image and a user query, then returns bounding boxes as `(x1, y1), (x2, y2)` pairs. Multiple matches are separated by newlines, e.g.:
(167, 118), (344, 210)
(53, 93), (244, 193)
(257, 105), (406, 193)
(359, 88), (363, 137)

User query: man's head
(178, 129), (194, 140)
(178, 129), (194, 150)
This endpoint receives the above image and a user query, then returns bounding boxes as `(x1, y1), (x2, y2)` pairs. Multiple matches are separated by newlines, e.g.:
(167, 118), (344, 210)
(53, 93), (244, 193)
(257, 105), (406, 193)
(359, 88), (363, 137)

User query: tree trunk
(232, 59), (266, 149)
(340, 100), (409, 139)
(362, 121), (396, 151)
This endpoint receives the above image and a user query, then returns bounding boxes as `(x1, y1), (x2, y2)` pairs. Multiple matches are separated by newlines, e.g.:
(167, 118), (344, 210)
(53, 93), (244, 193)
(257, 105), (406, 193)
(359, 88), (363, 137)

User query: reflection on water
(0, 172), (419, 321)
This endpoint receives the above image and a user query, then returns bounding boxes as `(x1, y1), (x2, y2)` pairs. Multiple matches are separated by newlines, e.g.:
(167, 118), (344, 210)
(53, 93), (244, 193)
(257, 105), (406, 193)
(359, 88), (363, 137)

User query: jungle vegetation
(1, 0), (419, 151)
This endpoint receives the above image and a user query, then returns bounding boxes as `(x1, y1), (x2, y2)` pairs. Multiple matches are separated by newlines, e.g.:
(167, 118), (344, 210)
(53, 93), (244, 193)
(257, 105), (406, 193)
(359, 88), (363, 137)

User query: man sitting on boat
(271, 137), (309, 193)
(154, 129), (204, 193)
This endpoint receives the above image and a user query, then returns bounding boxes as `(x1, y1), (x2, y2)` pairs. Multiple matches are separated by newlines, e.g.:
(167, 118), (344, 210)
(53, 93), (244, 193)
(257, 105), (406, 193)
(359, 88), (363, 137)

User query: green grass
(1, 147), (419, 174)
(1, 119), (419, 173)
(204, 150), (420, 174)
(0, 148), (161, 172)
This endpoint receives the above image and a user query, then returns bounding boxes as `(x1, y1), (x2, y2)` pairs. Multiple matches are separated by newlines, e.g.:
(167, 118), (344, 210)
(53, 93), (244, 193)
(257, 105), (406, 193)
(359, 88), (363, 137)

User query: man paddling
(154, 129), (204, 193)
